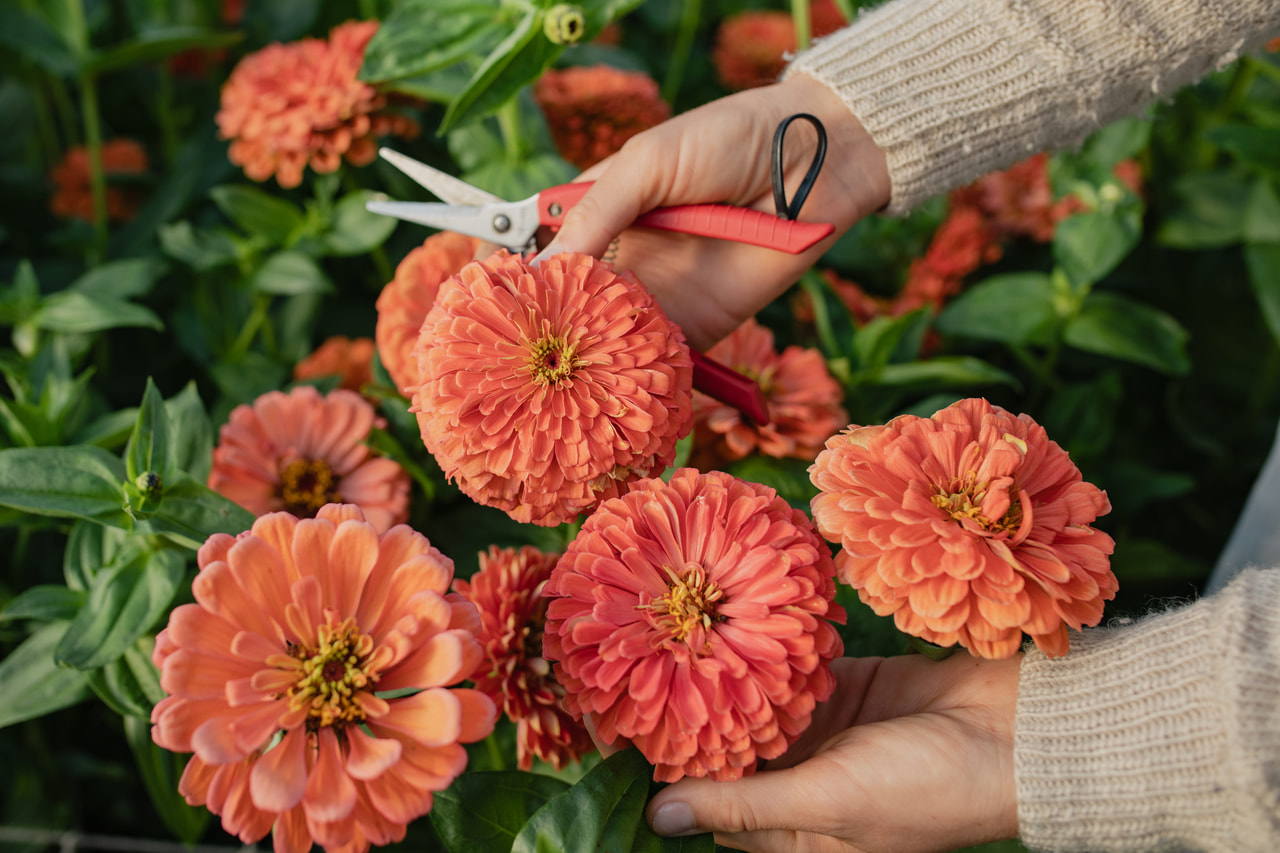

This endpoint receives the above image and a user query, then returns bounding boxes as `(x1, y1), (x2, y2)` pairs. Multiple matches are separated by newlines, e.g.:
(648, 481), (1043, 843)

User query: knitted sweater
(786, 0), (1280, 214)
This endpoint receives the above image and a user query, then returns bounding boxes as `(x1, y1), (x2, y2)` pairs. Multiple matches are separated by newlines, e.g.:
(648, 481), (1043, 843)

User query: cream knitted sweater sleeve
(1014, 567), (1280, 852)
(785, 0), (1280, 214)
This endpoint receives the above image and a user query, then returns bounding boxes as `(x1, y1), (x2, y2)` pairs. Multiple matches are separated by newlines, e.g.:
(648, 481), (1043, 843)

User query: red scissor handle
(537, 183), (834, 255)
(691, 350), (769, 426)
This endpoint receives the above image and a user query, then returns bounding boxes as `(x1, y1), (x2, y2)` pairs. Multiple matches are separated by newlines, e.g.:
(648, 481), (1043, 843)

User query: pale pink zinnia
(208, 385), (410, 533)
(410, 250), (693, 527)
(150, 504), (498, 853)
(809, 398), (1117, 659)
(542, 468), (845, 782)
(692, 318), (846, 467)
(453, 545), (594, 771)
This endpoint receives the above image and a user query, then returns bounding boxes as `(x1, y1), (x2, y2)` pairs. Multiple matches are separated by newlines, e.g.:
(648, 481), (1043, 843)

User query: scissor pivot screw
(493, 214), (511, 233)
(548, 202), (563, 217)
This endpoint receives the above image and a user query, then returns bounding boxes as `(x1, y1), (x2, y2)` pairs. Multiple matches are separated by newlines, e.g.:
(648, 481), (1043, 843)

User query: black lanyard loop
(771, 113), (828, 221)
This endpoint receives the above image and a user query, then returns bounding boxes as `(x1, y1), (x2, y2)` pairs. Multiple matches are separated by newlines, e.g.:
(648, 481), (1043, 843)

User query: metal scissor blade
(365, 199), (540, 249)
(378, 147), (503, 206)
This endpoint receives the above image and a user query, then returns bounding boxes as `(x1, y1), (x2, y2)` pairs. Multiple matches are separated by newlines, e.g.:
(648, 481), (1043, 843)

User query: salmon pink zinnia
(150, 505), (497, 852)
(411, 250), (693, 527)
(809, 398), (1117, 659)
(533, 65), (670, 169)
(294, 335), (376, 393)
(49, 138), (148, 223)
(453, 545), (594, 771)
(209, 385), (410, 534)
(543, 468), (845, 782)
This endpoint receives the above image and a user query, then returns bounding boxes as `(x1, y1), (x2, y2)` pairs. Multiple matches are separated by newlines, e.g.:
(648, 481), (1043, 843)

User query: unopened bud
(136, 471), (163, 497)
(544, 5), (586, 44)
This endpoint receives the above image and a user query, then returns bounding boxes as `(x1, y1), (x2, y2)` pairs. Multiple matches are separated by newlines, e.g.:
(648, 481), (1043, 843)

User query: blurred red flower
(294, 335), (375, 393)
(49, 138), (148, 223)
(712, 0), (847, 90)
(533, 65), (670, 169)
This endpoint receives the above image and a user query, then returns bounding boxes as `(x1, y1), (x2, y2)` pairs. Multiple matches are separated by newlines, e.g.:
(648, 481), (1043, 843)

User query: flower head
(809, 398), (1117, 659)
(533, 65), (670, 169)
(375, 232), (480, 394)
(410, 250), (693, 527)
(294, 335), (376, 393)
(49, 138), (148, 223)
(543, 468), (845, 782)
(216, 20), (418, 188)
(151, 505), (497, 853)
(453, 545), (594, 771)
(692, 318), (846, 466)
(209, 385), (410, 533)
(712, 1), (846, 90)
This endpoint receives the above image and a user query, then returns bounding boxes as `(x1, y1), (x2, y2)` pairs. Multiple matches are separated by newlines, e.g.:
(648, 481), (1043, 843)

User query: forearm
(1014, 567), (1280, 852)
(786, 0), (1280, 214)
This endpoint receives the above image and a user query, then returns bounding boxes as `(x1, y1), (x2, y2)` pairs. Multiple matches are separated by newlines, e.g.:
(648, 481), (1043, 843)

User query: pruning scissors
(366, 119), (832, 425)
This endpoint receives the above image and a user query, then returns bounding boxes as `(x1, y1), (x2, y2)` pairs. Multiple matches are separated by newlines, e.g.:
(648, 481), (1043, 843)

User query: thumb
(646, 765), (841, 840)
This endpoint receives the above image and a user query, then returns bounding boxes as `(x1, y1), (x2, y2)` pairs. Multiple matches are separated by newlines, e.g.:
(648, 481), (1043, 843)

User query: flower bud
(544, 5), (586, 44)
(135, 471), (163, 497)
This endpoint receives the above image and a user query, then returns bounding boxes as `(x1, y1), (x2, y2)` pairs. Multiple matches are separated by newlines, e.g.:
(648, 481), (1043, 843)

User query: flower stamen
(278, 457), (339, 516)
(641, 562), (725, 646)
(526, 336), (582, 386)
(285, 618), (377, 729)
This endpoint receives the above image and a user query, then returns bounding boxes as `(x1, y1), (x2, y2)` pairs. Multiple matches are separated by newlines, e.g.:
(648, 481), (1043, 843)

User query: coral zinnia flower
(453, 545), (594, 771)
(543, 468), (845, 782)
(692, 318), (846, 466)
(216, 20), (418, 188)
(533, 65), (670, 169)
(809, 398), (1117, 659)
(151, 505), (497, 853)
(375, 231), (480, 394)
(294, 335), (376, 393)
(712, 1), (846, 91)
(49, 138), (148, 223)
(209, 385), (410, 534)
(410, 250), (693, 527)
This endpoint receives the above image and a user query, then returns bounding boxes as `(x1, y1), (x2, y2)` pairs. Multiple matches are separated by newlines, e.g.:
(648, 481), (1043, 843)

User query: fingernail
(650, 802), (697, 837)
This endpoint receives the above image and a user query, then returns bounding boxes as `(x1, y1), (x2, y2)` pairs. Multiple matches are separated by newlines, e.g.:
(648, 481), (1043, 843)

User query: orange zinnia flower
(410, 250), (693, 527)
(208, 385), (410, 533)
(453, 545), (594, 771)
(216, 20), (418, 188)
(49, 138), (148, 223)
(543, 468), (845, 782)
(375, 232), (480, 395)
(533, 65), (670, 169)
(712, 0), (846, 91)
(692, 318), (846, 466)
(809, 398), (1117, 659)
(151, 505), (497, 853)
(294, 335), (376, 393)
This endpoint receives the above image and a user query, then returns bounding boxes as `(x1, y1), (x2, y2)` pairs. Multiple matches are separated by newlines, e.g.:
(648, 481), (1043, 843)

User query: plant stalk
(662, 0), (701, 105)
(496, 97), (524, 167)
(791, 0), (812, 51)
(79, 70), (109, 263)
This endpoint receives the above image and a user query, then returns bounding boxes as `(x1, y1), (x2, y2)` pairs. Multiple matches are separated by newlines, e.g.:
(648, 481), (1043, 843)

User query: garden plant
(3, 1), (1280, 852)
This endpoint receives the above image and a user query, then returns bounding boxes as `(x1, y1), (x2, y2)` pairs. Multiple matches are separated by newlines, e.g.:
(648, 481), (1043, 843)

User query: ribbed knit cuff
(1015, 568), (1280, 852)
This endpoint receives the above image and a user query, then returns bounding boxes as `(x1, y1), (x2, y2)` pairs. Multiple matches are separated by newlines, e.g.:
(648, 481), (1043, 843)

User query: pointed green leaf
(323, 190), (400, 256)
(69, 258), (168, 301)
(210, 185), (305, 246)
(1, 585), (86, 622)
(165, 382), (214, 483)
(0, 445), (130, 525)
(0, 622), (91, 730)
(32, 291), (164, 334)
(64, 519), (131, 592)
(1245, 242), (1280, 346)
(1063, 292), (1190, 375)
(936, 272), (1057, 345)
(87, 636), (166, 719)
(855, 357), (1020, 391)
(158, 221), (240, 271)
(1204, 123), (1280, 174)
(124, 715), (211, 844)
(83, 26), (243, 74)
(1155, 169), (1250, 249)
(142, 473), (254, 549)
(431, 771), (570, 853)
(0, 5), (79, 75)
(1053, 209), (1141, 288)
(1244, 180), (1280, 244)
(250, 251), (333, 296)
(126, 378), (171, 483)
(358, 0), (507, 83)
(55, 548), (185, 670)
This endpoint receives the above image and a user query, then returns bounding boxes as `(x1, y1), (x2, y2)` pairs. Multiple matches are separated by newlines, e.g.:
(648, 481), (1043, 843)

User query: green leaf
(56, 548), (185, 670)
(210, 185), (305, 246)
(250, 251), (334, 296)
(935, 272), (1056, 345)
(1039, 371), (1124, 460)
(1, 585), (86, 622)
(83, 26), (243, 74)
(324, 190), (400, 256)
(126, 378), (171, 483)
(158, 221), (240, 271)
(0, 445), (129, 526)
(69, 258), (168, 301)
(1204, 123), (1280, 174)
(64, 520), (130, 592)
(1155, 169), (1251, 249)
(462, 153), (577, 205)
(32, 291), (164, 334)
(1099, 459), (1195, 518)
(166, 382), (214, 483)
(0, 622), (92, 729)
(432, 771), (570, 853)
(71, 407), (141, 450)
(141, 473), (254, 549)
(512, 749), (713, 853)
(1245, 242), (1280, 346)
(727, 457), (816, 507)
(87, 636), (166, 719)
(124, 715), (211, 844)
(1244, 180), (1280, 244)
(851, 310), (930, 371)
(854, 357), (1018, 390)
(1053, 209), (1141, 288)
(358, 0), (507, 83)
(0, 5), (79, 75)
(1081, 116), (1152, 168)
(440, 9), (564, 134)
(1063, 292), (1190, 375)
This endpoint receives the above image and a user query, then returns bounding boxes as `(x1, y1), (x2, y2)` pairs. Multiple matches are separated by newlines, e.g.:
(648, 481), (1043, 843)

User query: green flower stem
(496, 97), (524, 168)
(47, 75), (81, 147)
(484, 732), (507, 771)
(357, 0), (378, 18)
(156, 68), (179, 171)
(227, 293), (273, 362)
(78, 70), (109, 263)
(662, 0), (701, 105)
(791, 0), (812, 51)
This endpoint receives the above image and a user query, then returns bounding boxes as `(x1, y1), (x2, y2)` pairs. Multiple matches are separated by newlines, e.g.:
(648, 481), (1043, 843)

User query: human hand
(641, 653), (1021, 853)
(535, 73), (890, 351)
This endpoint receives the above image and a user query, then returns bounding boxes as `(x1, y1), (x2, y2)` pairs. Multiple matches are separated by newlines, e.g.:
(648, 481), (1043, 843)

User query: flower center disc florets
(931, 471), (1022, 533)
(285, 618), (376, 730)
(526, 335), (582, 386)
(643, 562), (725, 646)
(278, 457), (340, 516)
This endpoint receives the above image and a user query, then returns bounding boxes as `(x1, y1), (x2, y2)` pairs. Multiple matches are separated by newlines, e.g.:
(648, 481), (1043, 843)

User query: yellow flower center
(285, 618), (376, 730)
(931, 471), (1023, 533)
(641, 563), (725, 645)
(278, 457), (340, 517)
(526, 336), (582, 386)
